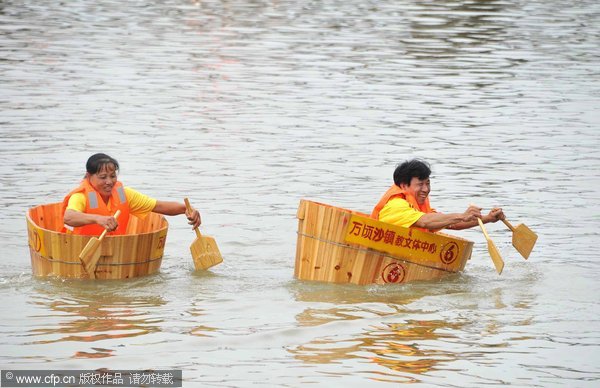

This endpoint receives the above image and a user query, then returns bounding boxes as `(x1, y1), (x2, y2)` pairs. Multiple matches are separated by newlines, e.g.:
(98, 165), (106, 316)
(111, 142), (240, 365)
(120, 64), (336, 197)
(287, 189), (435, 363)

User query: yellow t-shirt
(66, 187), (157, 219)
(378, 197), (424, 228)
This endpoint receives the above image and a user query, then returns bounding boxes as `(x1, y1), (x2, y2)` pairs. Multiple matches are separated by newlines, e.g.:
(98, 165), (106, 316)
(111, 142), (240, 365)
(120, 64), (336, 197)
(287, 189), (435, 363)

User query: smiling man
(371, 159), (504, 232)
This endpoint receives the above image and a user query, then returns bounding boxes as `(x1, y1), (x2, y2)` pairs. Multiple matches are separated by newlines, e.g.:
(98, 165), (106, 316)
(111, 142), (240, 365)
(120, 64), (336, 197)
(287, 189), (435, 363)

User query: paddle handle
(184, 198), (202, 239)
(477, 217), (504, 274)
(98, 210), (121, 240)
(79, 210), (121, 279)
(477, 217), (491, 240)
(468, 204), (490, 238)
(501, 218), (515, 231)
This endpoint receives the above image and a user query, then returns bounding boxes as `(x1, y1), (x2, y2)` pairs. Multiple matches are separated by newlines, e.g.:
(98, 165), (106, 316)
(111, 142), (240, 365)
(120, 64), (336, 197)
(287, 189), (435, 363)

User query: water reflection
(288, 282), (462, 383)
(289, 311), (468, 384)
(26, 283), (166, 356)
(185, 301), (219, 337)
(291, 282), (418, 327)
(288, 277), (541, 383)
(367, 319), (467, 378)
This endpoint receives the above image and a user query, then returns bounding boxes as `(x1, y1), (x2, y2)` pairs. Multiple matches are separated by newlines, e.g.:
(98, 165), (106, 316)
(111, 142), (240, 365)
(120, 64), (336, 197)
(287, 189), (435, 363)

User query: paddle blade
(79, 237), (101, 279)
(487, 240), (504, 275)
(84, 249), (102, 279)
(190, 235), (223, 270)
(512, 224), (538, 260)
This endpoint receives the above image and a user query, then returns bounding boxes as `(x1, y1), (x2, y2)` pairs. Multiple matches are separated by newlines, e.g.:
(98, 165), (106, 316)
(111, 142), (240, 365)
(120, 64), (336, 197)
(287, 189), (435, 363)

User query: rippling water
(1, 0), (599, 386)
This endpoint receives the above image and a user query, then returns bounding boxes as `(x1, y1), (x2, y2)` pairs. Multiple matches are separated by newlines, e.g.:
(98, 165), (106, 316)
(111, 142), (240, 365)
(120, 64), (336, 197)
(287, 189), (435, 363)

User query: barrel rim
(26, 202), (169, 236)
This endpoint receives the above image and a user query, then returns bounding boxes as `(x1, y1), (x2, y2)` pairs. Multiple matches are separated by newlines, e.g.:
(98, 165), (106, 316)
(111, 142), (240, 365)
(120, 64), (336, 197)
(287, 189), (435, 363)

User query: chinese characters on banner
(347, 219), (438, 254)
(343, 214), (465, 269)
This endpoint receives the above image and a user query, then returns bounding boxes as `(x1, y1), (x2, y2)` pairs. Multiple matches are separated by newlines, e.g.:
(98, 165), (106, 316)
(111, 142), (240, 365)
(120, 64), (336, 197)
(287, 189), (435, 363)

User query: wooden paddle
(79, 210), (121, 279)
(502, 218), (538, 259)
(477, 217), (504, 274)
(184, 198), (223, 270)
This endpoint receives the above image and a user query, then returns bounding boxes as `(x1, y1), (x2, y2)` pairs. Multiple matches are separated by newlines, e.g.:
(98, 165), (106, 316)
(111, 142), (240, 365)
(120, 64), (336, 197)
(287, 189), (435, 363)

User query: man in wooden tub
(62, 153), (201, 235)
(372, 159), (505, 233)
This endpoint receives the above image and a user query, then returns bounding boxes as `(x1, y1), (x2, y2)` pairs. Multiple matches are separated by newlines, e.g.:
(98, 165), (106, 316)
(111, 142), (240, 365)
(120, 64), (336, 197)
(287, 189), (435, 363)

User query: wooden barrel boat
(26, 203), (168, 279)
(295, 199), (474, 285)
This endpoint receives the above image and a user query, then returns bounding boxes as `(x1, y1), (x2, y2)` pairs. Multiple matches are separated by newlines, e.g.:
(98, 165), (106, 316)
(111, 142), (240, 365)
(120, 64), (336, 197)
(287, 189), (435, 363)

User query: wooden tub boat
(295, 199), (474, 285)
(26, 203), (168, 279)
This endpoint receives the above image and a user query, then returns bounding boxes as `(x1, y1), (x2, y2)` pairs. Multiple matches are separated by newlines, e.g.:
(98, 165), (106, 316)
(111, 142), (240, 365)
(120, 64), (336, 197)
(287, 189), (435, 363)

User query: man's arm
(446, 207), (505, 230)
(413, 205), (482, 230)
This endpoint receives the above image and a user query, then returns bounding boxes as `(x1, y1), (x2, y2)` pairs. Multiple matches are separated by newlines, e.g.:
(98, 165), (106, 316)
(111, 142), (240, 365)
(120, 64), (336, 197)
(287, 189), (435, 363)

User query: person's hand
(186, 207), (201, 229)
(485, 207), (505, 223)
(462, 205), (482, 222)
(96, 214), (118, 232)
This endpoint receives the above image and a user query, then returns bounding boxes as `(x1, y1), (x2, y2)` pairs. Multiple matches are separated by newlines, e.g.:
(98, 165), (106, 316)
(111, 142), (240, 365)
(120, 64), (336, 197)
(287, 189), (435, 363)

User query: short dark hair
(86, 153), (119, 175)
(393, 159), (431, 186)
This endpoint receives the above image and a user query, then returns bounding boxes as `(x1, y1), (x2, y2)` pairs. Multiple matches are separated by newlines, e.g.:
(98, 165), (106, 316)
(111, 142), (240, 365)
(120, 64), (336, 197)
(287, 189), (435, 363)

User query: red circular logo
(439, 242), (459, 264)
(381, 262), (406, 284)
(29, 229), (42, 252)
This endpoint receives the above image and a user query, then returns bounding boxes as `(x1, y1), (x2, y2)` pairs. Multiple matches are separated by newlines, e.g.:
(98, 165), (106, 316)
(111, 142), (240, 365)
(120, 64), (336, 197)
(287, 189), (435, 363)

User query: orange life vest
(62, 179), (131, 235)
(371, 184), (435, 231)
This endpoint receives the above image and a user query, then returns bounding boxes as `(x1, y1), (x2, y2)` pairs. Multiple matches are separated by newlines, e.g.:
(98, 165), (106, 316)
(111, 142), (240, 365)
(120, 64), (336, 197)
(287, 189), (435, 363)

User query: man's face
(401, 177), (430, 205)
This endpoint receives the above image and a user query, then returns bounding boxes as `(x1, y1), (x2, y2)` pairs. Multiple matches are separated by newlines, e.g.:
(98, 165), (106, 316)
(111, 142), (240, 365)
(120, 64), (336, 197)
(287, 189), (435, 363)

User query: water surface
(1, 0), (599, 386)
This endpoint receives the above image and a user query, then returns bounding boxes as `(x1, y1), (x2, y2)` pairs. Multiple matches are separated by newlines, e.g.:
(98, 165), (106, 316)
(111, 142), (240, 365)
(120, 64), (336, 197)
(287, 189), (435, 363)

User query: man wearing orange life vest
(63, 153), (201, 235)
(371, 159), (504, 232)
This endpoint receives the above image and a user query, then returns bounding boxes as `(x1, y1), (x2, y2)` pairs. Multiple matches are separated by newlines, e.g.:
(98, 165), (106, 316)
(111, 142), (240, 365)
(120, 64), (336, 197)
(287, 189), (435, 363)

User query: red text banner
(344, 214), (470, 271)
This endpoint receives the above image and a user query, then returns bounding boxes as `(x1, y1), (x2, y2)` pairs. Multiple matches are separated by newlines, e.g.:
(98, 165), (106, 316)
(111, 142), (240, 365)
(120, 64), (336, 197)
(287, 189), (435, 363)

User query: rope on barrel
(35, 255), (163, 266)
